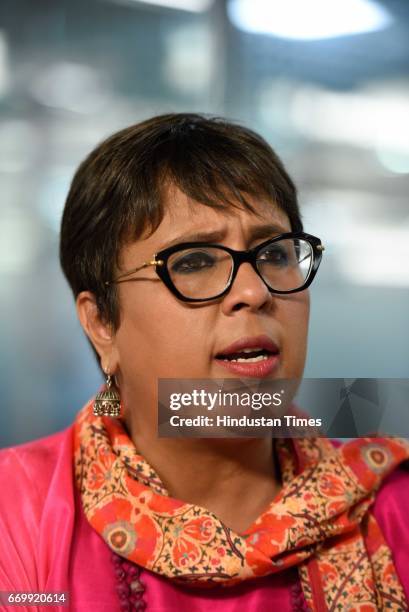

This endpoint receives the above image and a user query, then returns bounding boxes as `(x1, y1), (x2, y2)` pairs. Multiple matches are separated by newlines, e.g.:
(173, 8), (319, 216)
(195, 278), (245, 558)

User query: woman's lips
(217, 334), (279, 356)
(214, 333), (281, 378)
(214, 353), (280, 378)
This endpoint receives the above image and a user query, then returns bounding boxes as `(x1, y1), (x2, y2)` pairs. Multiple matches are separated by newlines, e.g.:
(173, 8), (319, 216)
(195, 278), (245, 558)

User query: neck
(124, 410), (282, 533)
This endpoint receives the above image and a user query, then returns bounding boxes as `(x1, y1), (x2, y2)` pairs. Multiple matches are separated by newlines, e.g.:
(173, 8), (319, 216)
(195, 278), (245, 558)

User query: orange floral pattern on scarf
(74, 400), (409, 611)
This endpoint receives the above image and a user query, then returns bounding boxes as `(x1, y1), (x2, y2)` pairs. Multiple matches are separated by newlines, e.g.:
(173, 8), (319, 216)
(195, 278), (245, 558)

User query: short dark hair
(60, 113), (303, 333)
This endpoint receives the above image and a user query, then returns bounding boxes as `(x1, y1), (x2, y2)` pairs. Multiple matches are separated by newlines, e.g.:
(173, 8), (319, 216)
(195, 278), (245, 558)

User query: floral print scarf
(74, 400), (409, 611)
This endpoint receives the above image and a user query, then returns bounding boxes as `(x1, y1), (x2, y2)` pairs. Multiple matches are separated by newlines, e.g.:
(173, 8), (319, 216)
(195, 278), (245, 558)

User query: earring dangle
(94, 373), (121, 417)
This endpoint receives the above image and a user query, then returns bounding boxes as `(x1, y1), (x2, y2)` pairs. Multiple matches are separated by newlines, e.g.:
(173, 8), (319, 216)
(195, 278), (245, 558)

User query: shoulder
(0, 427), (77, 591)
(329, 439), (409, 517)
(330, 439), (409, 589)
(0, 426), (74, 497)
(0, 426), (73, 460)
(372, 463), (409, 592)
(0, 425), (76, 523)
(329, 439), (409, 552)
(372, 461), (409, 520)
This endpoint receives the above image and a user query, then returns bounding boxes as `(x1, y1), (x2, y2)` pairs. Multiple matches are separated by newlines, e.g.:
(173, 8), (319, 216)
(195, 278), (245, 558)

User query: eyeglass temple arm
(105, 259), (164, 285)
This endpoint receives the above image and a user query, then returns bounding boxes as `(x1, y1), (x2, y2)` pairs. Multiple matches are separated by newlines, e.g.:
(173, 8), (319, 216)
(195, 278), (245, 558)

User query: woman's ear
(76, 291), (120, 371)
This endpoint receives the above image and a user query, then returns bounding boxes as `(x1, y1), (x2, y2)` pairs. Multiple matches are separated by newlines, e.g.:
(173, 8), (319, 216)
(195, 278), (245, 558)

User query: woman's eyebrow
(248, 223), (288, 242)
(160, 224), (288, 250)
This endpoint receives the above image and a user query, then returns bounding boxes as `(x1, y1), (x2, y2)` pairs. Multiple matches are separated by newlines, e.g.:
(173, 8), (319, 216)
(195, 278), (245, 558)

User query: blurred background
(1, 0), (408, 447)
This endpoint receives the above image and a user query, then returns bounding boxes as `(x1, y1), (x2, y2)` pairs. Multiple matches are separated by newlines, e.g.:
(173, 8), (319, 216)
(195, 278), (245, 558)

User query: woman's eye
(171, 252), (216, 274)
(259, 247), (289, 265)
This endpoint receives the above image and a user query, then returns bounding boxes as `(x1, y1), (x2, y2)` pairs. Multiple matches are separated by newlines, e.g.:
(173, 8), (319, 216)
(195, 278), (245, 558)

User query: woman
(0, 113), (408, 611)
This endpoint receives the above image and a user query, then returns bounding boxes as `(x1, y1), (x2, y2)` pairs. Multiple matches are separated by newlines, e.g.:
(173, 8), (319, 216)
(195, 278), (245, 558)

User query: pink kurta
(0, 426), (408, 611)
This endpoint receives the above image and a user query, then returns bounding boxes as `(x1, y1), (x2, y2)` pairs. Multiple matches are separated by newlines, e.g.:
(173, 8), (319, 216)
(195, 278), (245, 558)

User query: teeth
(223, 354), (269, 363)
(242, 347), (264, 353)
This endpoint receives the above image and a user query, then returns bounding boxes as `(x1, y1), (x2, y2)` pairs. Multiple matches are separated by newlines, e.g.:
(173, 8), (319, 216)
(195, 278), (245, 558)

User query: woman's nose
(220, 261), (273, 314)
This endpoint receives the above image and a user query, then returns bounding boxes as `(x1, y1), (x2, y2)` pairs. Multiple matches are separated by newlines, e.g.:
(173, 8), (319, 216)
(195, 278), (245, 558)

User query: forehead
(121, 185), (291, 264)
(158, 185), (289, 236)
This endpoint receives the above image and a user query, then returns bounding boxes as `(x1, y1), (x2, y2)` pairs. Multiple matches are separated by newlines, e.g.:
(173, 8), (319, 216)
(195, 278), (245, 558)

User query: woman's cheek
(280, 300), (309, 377)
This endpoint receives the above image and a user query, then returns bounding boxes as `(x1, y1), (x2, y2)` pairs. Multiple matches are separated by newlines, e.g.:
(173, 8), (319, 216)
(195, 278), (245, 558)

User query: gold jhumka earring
(93, 371), (121, 417)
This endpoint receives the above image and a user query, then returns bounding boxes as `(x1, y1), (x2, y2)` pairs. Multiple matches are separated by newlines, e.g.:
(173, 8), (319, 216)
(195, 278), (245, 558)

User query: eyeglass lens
(167, 238), (314, 299)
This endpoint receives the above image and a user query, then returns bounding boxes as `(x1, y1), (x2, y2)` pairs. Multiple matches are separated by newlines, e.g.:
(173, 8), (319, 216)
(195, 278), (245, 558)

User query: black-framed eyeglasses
(105, 232), (325, 303)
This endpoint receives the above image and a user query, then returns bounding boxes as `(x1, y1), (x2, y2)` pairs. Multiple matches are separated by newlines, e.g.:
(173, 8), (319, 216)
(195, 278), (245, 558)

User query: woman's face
(106, 185), (310, 425)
